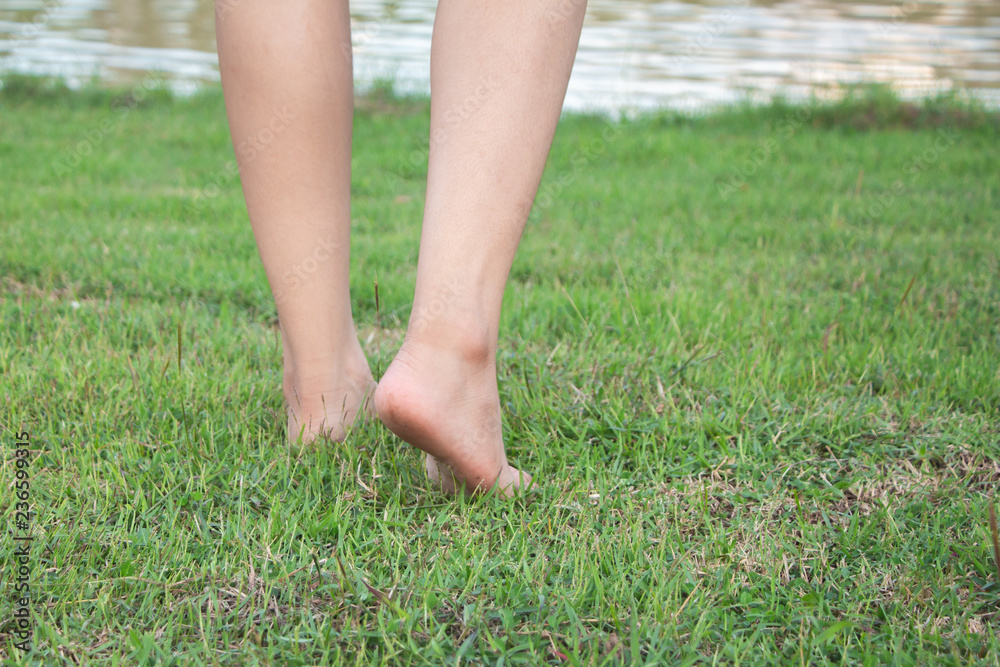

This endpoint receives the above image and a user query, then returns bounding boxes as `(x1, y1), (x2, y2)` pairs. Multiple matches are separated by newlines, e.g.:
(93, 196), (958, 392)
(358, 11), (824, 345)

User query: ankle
(282, 342), (374, 400)
(402, 311), (495, 368)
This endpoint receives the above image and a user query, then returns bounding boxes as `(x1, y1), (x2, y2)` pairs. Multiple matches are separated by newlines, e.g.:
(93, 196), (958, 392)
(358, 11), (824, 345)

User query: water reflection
(1, 0), (998, 112)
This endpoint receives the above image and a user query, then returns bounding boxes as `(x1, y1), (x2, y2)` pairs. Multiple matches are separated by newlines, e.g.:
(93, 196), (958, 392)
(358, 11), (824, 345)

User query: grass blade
(989, 500), (1000, 584)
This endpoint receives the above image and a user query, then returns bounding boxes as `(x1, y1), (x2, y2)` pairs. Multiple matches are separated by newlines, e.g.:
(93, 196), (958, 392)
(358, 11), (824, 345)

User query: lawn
(1, 74), (999, 665)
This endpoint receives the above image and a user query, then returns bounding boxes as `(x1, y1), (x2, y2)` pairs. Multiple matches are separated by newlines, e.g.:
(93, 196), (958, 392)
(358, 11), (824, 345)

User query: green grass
(1, 74), (999, 665)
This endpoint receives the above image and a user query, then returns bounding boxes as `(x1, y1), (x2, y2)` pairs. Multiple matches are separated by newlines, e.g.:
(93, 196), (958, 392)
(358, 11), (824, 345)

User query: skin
(215, 0), (587, 498)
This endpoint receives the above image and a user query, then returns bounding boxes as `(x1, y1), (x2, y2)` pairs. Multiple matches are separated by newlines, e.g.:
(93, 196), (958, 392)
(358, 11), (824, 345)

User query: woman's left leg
(215, 0), (374, 444)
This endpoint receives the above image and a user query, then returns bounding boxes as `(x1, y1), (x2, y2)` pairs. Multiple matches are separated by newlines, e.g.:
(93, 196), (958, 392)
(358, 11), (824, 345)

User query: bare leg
(216, 0), (375, 444)
(374, 0), (587, 496)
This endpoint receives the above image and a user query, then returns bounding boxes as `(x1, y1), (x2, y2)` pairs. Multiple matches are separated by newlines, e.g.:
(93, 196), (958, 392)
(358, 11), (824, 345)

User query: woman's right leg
(216, 0), (374, 444)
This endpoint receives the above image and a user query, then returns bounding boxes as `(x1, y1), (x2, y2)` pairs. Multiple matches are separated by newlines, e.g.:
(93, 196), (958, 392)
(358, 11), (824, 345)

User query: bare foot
(374, 333), (533, 498)
(284, 338), (376, 445)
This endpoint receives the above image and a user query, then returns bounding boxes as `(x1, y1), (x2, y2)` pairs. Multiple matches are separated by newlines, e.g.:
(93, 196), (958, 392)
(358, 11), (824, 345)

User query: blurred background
(1, 0), (999, 113)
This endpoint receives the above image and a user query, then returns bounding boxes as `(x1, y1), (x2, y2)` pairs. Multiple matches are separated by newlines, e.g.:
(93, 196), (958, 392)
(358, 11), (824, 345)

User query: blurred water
(1, 0), (998, 113)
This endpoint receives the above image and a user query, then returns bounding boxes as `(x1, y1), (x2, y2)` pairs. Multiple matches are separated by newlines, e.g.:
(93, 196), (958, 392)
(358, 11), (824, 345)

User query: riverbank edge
(2, 72), (999, 133)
